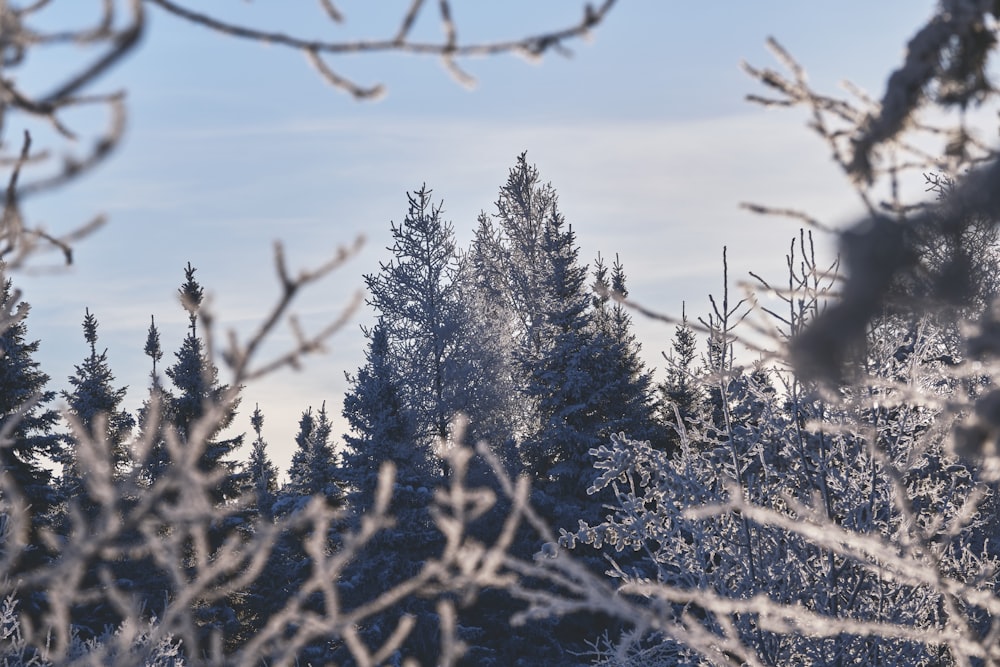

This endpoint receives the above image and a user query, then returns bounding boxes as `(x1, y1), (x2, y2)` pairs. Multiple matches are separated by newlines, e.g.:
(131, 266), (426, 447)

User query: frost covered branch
(0, 1), (617, 271)
(146, 0), (617, 97)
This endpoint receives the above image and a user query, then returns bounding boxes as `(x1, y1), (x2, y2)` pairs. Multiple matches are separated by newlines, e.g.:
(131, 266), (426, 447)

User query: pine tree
(341, 321), (421, 513)
(244, 404), (278, 521)
(338, 320), (445, 665)
(520, 209), (607, 527)
(164, 262), (244, 504)
(0, 275), (62, 620)
(659, 303), (701, 441)
(61, 308), (135, 506)
(589, 254), (663, 446)
(278, 403), (341, 514)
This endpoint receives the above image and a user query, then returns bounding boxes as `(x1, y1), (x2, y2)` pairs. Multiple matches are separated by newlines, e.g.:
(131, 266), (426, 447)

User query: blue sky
(16, 1), (940, 471)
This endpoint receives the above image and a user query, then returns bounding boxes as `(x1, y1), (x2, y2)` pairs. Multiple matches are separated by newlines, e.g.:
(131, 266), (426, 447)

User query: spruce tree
(0, 275), (62, 620)
(341, 321), (421, 510)
(168, 264), (247, 645)
(520, 209), (607, 527)
(338, 320), (444, 665)
(244, 404), (278, 521)
(61, 308), (135, 506)
(56, 309), (137, 638)
(137, 314), (171, 487)
(250, 404), (346, 662)
(144, 314), (163, 381)
(110, 314), (176, 629)
(130, 265), (247, 645)
(0, 278), (60, 515)
(232, 405), (289, 649)
(477, 154), (656, 526)
(164, 262), (244, 504)
(660, 304), (701, 439)
(482, 155), (621, 660)
(278, 403), (341, 513)
(590, 254), (663, 446)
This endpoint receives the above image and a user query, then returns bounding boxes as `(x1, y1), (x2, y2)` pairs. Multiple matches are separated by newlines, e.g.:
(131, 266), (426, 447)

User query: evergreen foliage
(56, 310), (140, 638)
(590, 254), (664, 447)
(144, 315), (163, 381)
(520, 207), (602, 510)
(244, 404), (278, 521)
(341, 320), (420, 513)
(279, 403), (341, 513)
(0, 275), (62, 621)
(338, 317), (443, 663)
(0, 277), (61, 521)
(61, 308), (135, 502)
(659, 303), (700, 433)
(136, 315), (171, 489)
(163, 263), (244, 504)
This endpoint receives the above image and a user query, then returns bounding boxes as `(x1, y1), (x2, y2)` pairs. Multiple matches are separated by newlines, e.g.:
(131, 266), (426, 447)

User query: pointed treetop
(592, 252), (609, 310)
(251, 403), (264, 438)
(611, 253), (628, 298)
(178, 261), (204, 334)
(144, 314), (162, 377)
(82, 307), (98, 356)
(295, 407), (314, 451)
(510, 151), (537, 184)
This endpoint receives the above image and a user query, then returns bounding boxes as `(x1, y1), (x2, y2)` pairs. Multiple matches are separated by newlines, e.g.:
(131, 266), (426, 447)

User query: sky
(14, 1), (943, 472)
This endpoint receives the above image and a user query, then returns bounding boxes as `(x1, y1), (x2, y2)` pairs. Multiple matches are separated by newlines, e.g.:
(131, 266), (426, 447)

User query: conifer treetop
(178, 262), (204, 335)
(251, 403), (264, 437)
(144, 314), (162, 379)
(82, 307), (98, 357)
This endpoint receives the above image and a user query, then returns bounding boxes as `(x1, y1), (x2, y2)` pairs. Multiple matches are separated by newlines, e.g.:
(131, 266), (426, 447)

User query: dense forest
(0, 153), (677, 664)
(2, 152), (1000, 666)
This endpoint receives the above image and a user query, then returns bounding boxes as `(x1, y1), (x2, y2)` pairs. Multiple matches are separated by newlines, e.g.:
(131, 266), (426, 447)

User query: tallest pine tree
(164, 263), (246, 646)
(165, 262), (244, 504)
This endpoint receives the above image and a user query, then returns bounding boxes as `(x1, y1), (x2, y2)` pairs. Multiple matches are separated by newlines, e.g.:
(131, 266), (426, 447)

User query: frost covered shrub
(554, 233), (1000, 664)
(538, 7), (1000, 660)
